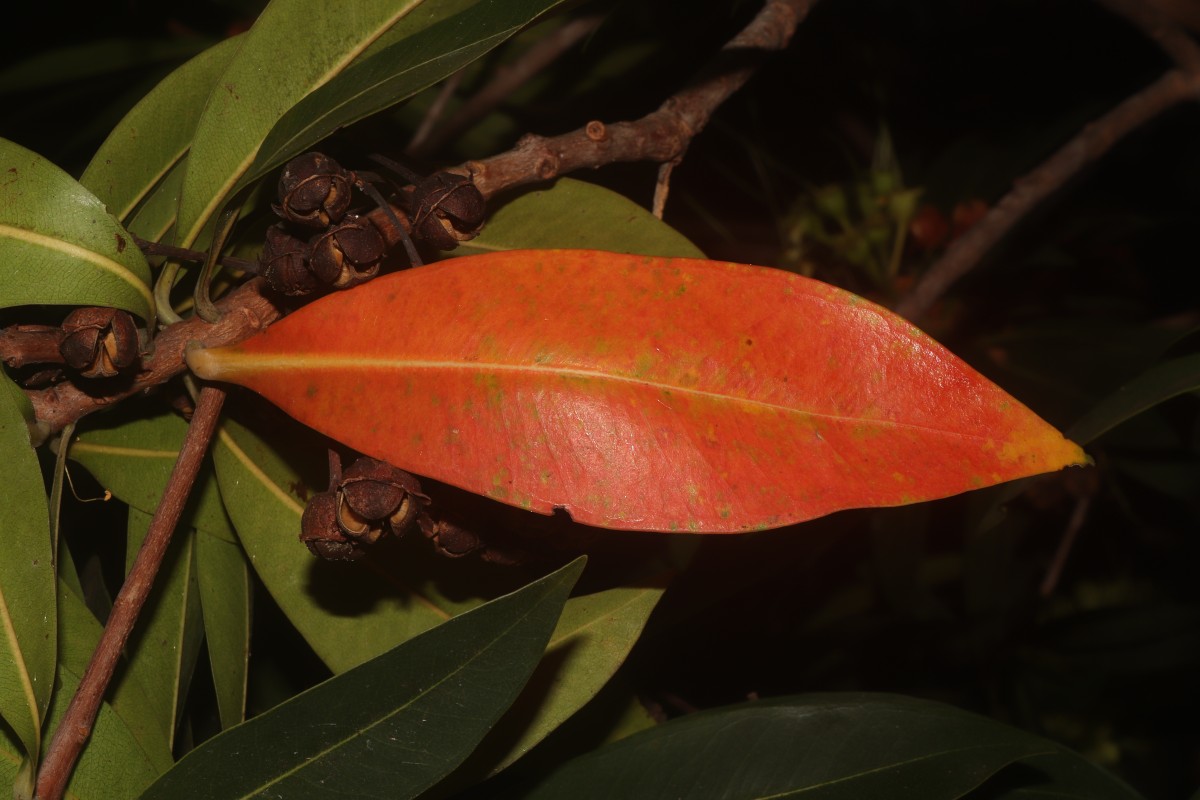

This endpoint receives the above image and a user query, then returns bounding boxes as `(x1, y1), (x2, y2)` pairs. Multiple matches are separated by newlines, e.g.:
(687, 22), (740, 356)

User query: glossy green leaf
(0, 139), (153, 319)
(123, 509), (205, 751)
(69, 409), (230, 538)
(175, 0), (426, 248)
(139, 558), (583, 800)
(211, 413), (467, 673)
(461, 581), (666, 778)
(1067, 353), (1200, 445)
(255, 0), (572, 176)
(456, 178), (705, 258)
(0, 377), (55, 764)
(191, 250), (1087, 532)
(505, 694), (1055, 800)
(81, 37), (241, 224)
(194, 526), (251, 730)
(57, 580), (173, 772)
(124, 158), (186, 242)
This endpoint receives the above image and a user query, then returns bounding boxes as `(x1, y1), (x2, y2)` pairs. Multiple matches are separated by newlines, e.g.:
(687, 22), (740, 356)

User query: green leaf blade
(81, 37), (242, 224)
(457, 178), (705, 258)
(175, 0), (426, 248)
(195, 526), (251, 730)
(140, 557), (584, 800)
(0, 139), (154, 318)
(255, 0), (573, 175)
(505, 694), (1058, 800)
(0, 376), (55, 764)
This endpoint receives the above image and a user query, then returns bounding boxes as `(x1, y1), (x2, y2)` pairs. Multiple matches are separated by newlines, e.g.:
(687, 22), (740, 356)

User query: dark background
(4, 1), (1198, 797)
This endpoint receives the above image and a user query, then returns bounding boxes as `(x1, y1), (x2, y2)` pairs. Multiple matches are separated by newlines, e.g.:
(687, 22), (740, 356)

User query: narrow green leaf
(505, 694), (1055, 800)
(194, 526), (251, 729)
(0, 379), (55, 764)
(1068, 353), (1200, 445)
(255, 0), (572, 176)
(70, 409), (230, 538)
(210, 412), (477, 673)
(81, 37), (242, 224)
(57, 580), (173, 772)
(0, 139), (154, 319)
(455, 178), (705, 258)
(175, 0), (426, 248)
(123, 509), (205, 751)
(125, 159), (186, 242)
(140, 558), (583, 800)
(462, 581), (666, 778)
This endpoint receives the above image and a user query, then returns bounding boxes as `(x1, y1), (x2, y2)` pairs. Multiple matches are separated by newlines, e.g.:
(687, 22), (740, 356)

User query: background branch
(895, 0), (1200, 322)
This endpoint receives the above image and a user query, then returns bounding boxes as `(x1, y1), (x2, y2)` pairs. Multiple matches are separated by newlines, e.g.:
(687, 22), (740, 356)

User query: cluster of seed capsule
(299, 455), (486, 561)
(260, 151), (487, 297)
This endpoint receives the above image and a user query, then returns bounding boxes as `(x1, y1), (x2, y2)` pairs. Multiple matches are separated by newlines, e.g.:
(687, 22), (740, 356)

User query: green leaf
(81, 37), (242, 224)
(123, 509), (205, 751)
(194, 526), (251, 730)
(255, 0), (572, 175)
(456, 178), (705, 259)
(175, 0), (427, 248)
(973, 752), (1145, 799)
(1067, 353), (1200, 445)
(57, 580), (173, 773)
(0, 138), (154, 319)
(504, 694), (1055, 800)
(0, 377), (55, 764)
(210, 412), (480, 673)
(459, 581), (666, 779)
(69, 409), (230, 538)
(139, 557), (584, 800)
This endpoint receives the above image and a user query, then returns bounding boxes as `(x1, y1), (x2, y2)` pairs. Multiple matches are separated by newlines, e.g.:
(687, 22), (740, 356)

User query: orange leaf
(188, 249), (1087, 532)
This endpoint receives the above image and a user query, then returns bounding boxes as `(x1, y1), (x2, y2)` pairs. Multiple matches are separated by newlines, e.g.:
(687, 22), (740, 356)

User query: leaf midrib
(206, 353), (993, 444)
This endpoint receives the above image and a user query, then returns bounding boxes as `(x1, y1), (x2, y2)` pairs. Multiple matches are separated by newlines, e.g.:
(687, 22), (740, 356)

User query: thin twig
(405, 69), (466, 155)
(653, 160), (678, 219)
(407, 14), (605, 159)
(895, 1), (1200, 322)
(1039, 492), (1094, 597)
(132, 234), (258, 275)
(35, 385), (227, 800)
(0, 326), (65, 368)
(460, 0), (817, 200)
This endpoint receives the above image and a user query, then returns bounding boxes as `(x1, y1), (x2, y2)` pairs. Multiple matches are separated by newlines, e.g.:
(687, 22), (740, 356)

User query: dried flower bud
(411, 172), (486, 250)
(418, 515), (483, 558)
(300, 490), (366, 561)
(261, 224), (317, 296)
(309, 216), (385, 289)
(59, 307), (139, 379)
(338, 458), (428, 540)
(274, 152), (353, 228)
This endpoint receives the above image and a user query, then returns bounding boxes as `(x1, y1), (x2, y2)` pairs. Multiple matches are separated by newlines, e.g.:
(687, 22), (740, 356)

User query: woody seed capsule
(59, 307), (139, 379)
(309, 216), (385, 289)
(411, 172), (486, 250)
(260, 224), (318, 296)
(300, 490), (366, 561)
(274, 152), (353, 229)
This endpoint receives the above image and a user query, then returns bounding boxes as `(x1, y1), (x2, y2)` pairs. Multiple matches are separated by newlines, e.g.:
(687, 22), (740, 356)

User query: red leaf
(189, 249), (1087, 532)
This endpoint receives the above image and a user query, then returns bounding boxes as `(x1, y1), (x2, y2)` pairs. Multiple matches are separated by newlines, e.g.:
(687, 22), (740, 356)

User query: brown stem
(894, 67), (1200, 322)
(0, 326), (66, 368)
(27, 279), (280, 440)
(895, 0), (1200, 323)
(132, 234), (258, 275)
(462, 0), (816, 199)
(35, 385), (226, 800)
(407, 13), (606, 159)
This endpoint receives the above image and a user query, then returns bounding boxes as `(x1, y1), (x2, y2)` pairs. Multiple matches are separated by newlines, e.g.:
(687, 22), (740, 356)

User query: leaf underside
(190, 249), (1087, 533)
